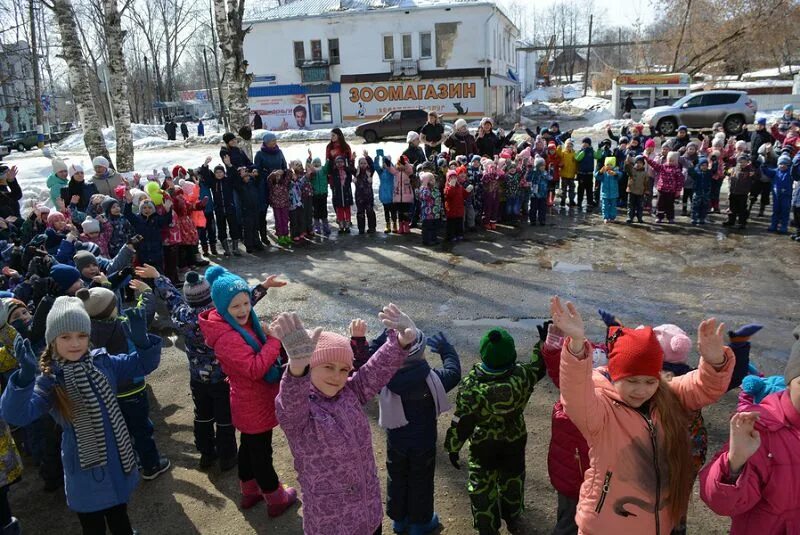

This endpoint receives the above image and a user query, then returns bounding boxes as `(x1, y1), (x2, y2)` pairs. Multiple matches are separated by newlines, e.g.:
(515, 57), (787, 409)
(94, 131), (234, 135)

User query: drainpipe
(483, 9), (494, 118)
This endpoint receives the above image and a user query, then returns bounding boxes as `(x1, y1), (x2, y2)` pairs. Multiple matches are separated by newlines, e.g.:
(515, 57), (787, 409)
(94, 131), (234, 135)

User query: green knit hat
(479, 328), (517, 369)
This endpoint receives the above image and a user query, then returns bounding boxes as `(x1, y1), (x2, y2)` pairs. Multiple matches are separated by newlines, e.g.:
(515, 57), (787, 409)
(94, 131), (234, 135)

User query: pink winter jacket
(275, 331), (409, 535)
(198, 309), (281, 434)
(699, 390), (800, 535)
(559, 339), (734, 535)
(645, 157), (685, 194)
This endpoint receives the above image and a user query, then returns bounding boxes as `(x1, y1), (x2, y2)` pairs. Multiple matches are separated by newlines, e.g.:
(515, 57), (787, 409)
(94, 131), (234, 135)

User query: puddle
(452, 317), (542, 331)
(551, 261), (593, 273)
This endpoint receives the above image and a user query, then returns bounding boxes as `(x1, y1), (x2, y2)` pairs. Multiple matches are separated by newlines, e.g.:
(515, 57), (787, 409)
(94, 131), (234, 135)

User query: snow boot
(221, 240), (231, 257)
(392, 221), (399, 233)
(263, 484), (298, 518)
(230, 240), (242, 257)
(408, 513), (440, 535)
(323, 221), (332, 237)
(392, 518), (408, 534)
(240, 479), (262, 510)
(209, 242), (219, 255)
(193, 246), (210, 266)
(201, 243), (210, 256)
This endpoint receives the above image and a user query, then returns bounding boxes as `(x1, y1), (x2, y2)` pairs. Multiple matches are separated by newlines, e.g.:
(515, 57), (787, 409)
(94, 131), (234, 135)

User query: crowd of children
(0, 112), (797, 534)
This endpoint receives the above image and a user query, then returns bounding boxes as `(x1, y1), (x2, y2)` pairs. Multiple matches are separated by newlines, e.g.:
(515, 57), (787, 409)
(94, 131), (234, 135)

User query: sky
(506, 0), (652, 33)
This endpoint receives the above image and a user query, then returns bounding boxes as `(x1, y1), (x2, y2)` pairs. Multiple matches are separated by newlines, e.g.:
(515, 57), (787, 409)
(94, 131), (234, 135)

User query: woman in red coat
(325, 128), (353, 165)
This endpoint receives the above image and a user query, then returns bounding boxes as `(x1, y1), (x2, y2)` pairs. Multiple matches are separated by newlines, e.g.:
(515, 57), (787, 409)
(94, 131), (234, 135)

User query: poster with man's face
(249, 95), (308, 130)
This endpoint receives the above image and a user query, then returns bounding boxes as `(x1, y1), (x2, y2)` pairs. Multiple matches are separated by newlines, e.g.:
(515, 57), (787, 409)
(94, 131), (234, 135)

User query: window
(293, 41), (305, 66)
(420, 32), (432, 58)
(328, 38), (340, 65)
(308, 95), (332, 124)
(402, 34), (412, 59)
(384, 111), (401, 122)
(383, 35), (394, 61)
(703, 93), (740, 106)
(682, 95), (704, 108)
(311, 40), (322, 61)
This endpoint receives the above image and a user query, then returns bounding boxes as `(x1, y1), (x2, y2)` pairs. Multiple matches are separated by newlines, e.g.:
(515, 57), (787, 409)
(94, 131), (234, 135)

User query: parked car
(355, 109), (430, 143)
(0, 131), (39, 152)
(0, 145), (8, 159)
(172, 114), (196, 123)
(640, 90), (757, 135)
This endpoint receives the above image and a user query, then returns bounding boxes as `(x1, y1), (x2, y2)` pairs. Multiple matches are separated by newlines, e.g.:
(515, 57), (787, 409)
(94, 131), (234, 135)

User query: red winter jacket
(542, 340), (591, 500)
(198, 308), (282, 434)
(444, 183), (466, 218)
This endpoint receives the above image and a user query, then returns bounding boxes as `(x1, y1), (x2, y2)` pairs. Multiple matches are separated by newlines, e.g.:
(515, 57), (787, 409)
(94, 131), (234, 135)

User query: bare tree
(43, 0), (111, 160)
(101, 0), (135, 171)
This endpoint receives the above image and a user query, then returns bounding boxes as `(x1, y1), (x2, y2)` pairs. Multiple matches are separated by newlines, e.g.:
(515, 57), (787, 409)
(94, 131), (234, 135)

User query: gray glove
(269, 313), (322, 370)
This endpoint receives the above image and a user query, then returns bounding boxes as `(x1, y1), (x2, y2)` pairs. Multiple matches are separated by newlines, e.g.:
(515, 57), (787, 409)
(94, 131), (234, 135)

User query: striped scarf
(62, 357), (137, 473)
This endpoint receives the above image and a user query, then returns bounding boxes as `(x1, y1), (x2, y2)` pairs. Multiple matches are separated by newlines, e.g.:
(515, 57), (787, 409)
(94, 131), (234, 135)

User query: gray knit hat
(183, 271), (212, 307)
(74, 250), (99, 274)
(45, 296), (92, 344)
(785, 324), (800, 385)
(76, 287), (117, 320)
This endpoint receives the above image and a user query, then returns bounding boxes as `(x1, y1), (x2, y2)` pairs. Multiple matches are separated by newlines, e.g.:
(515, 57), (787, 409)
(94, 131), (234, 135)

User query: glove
(14, 335), (38, 386)
(465, 184), (474, 193)
(728, 324), (763, 342)
(598, 309), (620, 327)
(123, 306), (151, 348)
(449, 452), (461, 470)
(269, 312), (322, 370)
(127, 234), (144, 247)
(536, 320), (552, 345)
(378, 304), (417, 347)
(426, 331), (451, 354)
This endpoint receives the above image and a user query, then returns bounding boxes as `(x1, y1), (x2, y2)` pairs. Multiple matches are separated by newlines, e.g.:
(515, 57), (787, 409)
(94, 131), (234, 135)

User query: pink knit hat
(310, 331), (354, 370)
(653, 324), (692, 364)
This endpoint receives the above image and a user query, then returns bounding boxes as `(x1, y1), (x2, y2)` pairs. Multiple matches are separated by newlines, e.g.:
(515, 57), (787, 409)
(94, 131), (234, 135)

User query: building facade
(0, 41), (36, 136)
(243, 0), (520, 130)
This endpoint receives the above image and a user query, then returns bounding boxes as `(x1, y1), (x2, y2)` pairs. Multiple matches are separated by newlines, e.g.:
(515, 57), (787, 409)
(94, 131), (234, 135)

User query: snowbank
(742, 66), (800, 79)
(524, 83), (597, 104)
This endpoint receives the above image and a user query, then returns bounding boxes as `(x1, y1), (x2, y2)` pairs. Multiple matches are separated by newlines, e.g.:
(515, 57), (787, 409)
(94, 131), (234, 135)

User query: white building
(243, 0), (520, 130)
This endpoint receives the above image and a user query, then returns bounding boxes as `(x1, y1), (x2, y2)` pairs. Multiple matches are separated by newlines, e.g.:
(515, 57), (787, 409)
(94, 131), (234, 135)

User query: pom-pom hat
(205, 266), (266, 352)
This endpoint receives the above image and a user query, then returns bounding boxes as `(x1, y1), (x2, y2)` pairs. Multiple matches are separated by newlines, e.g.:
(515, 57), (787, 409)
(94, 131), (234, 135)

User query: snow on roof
(742, 66), (800, 79)
(691, 80), (794, 90)
(245, 0), (483, 23)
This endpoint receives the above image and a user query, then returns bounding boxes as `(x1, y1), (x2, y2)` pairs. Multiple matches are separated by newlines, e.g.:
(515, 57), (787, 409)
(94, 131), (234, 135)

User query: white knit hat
(68, 163), (84, 177)
(406, 131), (420, 143)
(52, 158), (68, 174)
(92, 156), (110, 169)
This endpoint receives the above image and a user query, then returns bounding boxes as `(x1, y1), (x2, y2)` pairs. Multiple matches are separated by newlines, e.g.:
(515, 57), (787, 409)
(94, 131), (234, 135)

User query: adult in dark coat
(180, 122), (189, 141)
(444, 119), (478, 157)
(60, 165), (99, 213)
(252, 113), (263, 130)
(164, 119), (177, 140)
(0, 166), (22, 219)
(218, 132), (251, 253)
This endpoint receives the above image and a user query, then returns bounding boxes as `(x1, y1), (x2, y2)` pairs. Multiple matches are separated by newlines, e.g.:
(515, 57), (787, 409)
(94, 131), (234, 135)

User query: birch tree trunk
(47, 0), (111, 161)
(213, 0), (253, 159)
(102, 0), (135, 172)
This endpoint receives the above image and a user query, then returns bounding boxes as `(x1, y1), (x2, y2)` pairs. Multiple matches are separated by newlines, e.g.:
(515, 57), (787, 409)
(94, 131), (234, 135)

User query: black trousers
(241, 211), (260, 249)
(749, 181), (771, 212)
(312, 194), (328, 220)
(576, 173), (594, 207)
(727, 193), (749, 226)
(77, 503), (132, 535)
(357, 203), (377, 232)
(214, 209), (241, 242)
(383, 203), (397, 225)
(386, 446), (436, 524)
(238, 430), (279, 492)
(421, 219), (438, 244)
(190, 380), (236, 460)
(424, 144), (441, 159)
(446, 216), (464, 240)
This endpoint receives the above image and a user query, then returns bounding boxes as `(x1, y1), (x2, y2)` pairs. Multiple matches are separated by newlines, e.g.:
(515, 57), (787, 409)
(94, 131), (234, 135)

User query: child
(681, 142), (700, 216)
(465, 156), (482, 230)
(723, 155), (756, 229)
(503, 162), (522, 223)
(793, 159), (800, 241)
(198, 266), (296, 518)
(596, 157), (620, 223)
(545, 141), (561, 206)
(363, 328), (460, 535)
(80, 215), (112, 257)
(645, 151), (685, 223)
(391, 155), (415, 234)
(0, 380), (21, 534)
(141, 264), (238, 471)
(699, 324), (800, 535)
(268, 169), (291, 247)
(272, 304), (417, 535)
(528, 157), (549, 226)
(103, 197), (133, 258)
(375, 151), (397, 234)
(551, 296), (734, 535)
(289, 164), (305, 243)
(759, 154), (796, 234)
(329, 156), (354, 234)
(558, 139), (577, 207)
(444, 327), (546, 534)
(688, 158), (714, 225)
(575, 138), (596, 209)
(481, 161), (502, 230)
(444, 169), (467, 241)
(354, 153), (377, 234)
(1, 297), (161, 534)
(300, 164), (315, 238)
(418, 172), (438, 246)
(308, 156), (331, 237)
(124, 196), (172, 272)
(625, 155), (649, 224)
(235, 166), (265, 252)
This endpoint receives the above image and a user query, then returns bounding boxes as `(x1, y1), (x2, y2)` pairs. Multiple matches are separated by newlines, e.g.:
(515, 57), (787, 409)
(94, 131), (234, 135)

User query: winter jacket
(443, 132), (478, 157)
(402, 145), (426, 169)
(558, 147), (578, 179)
(170, 190), (199, 245)
(504, 171), (522, 198)
(750, 129), (774, 156)
(0, 337), (162, 513)
(374, 158), (395, 205)
(528, 169), (549, 199)
(625, 166), (649, 196)
(154, 276), (223, 384)
(90, 170), (125, 198)
(390, 163), (414, 204)
(198, 309), (281, 434)
(354, 161), (375, 209)
(444, 182), (466, 218)
(728, 164), (757, 196)
(310, 163), (329, 197)
(200, 165), (236, 216)
(254, 144), (287, 207)
(268, 172), (290, 210)
(275, 331), (409, 535)
(0, 412), (21, 490)
(325, 142), (353, 164)
(329, 166), (354, 209)
(699, 390), (800, 535)
(559, 340), (734, 535)
(645, 157), (685, 194)
(60, 180), (98, 213)
(688, 166), (714, 201)
(47, 173), (69, 207)
(123, 203), (169, 263)
(575, 147), (595, 174)
(760, 163), (797, 197)
(546, 151), (562, 182)
(418, 187), (435, 220)
(595, 170), (620, 199)
(476, 130), (514, 158)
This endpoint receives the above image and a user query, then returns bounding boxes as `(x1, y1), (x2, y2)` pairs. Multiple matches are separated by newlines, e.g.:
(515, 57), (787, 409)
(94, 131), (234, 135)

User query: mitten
(123, 306), (151, 348)
(14, 335), (38, 386)
(598, 308), (620, 327)
(536, 320), (552, 345)
(426, 331), (452, 354)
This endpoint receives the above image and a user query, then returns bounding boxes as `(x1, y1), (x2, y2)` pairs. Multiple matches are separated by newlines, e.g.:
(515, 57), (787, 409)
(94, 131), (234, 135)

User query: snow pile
(58, 124), (168, 152)
(523, 86), (562, 104)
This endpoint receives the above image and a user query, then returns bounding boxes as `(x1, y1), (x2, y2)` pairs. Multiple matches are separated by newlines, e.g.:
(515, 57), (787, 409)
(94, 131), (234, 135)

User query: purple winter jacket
(275, 330), (409, 535)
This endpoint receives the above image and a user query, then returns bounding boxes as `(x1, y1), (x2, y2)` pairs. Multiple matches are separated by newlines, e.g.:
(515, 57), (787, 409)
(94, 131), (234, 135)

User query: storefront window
(309, 95), (332, 124)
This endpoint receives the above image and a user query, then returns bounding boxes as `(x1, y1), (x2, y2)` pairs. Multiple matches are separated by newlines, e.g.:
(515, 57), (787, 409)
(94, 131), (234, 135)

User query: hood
(198, 308), (234, 348)
(387, 358), (431, 394)
(740, 390), (800, 432)
(644, 106), (676, 116)
(46, 173), (68, 188)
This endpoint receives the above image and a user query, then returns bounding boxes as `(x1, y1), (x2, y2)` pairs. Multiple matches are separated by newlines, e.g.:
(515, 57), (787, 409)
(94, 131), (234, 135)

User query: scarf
(62, 356), (137, 473)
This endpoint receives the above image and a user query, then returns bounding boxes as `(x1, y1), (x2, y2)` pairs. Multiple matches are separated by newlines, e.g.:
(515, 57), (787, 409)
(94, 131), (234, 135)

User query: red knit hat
(607, 326), (664, 381)
(172, 165), (187, 179)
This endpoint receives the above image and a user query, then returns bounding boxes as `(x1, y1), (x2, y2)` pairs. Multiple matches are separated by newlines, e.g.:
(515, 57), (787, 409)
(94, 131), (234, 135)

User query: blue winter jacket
(595, 170), (620, 199)
(123, 202), (170, 263)
(688, 166), (714, 201)
(575, 147), (595, 174)
(760, 163), (798, 197)
(374, 157), (395, 205)
(357, 330), (461, 451)
(0, 335), (162, 513)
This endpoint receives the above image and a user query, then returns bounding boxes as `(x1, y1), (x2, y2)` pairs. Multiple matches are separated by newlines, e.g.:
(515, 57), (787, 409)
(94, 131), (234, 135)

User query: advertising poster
(341, 78), (484, 122)
(249, 94), (310, 130)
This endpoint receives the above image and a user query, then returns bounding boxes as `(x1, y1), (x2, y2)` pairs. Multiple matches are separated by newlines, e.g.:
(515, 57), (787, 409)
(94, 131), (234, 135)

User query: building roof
(245, 0), (488, 23)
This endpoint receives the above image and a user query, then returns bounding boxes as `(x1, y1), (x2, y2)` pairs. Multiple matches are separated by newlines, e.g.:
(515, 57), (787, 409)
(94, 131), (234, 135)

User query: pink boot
(240, 479), (262, 509)
(263, 483), (298, 518)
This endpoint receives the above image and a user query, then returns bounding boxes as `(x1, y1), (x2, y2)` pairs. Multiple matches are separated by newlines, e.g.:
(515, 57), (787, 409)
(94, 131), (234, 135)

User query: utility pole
(618, 28), (622, 70)
(29, 0), (44, 147)
(583, 14), (593, 97)
(144, 55), (152, 124)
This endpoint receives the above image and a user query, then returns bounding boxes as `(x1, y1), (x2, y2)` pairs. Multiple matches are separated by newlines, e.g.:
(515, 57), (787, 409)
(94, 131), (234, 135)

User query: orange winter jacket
(559, 340), (734, 535)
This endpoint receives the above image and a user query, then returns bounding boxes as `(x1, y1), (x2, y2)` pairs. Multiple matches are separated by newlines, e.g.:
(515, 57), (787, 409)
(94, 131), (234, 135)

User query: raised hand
(260, 275), (287, 289)
(349, 318), (367, 338)
(536, 320), (552, 345)
(13, 335), (39, 386)
(378, 303), (417, 347)
(728, 412), (761, 474)
(426, 331), (450, 354)
(269, 312), (322, 371)
(550, 296), (585, 342)
(123, 306), (150, 348)
(129, 279), (151, 294)
(698, 318), (726, 365)
(597, 308), (620, 327)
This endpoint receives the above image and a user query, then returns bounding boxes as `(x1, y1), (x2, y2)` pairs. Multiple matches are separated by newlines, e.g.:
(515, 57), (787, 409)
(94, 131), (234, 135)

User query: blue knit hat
(698, 157), (708, 167)
(205, 265), (266, 352)
(50, 264), (81, 294)
(263, 132), (277, 143)
(756, 117), (767, 126)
